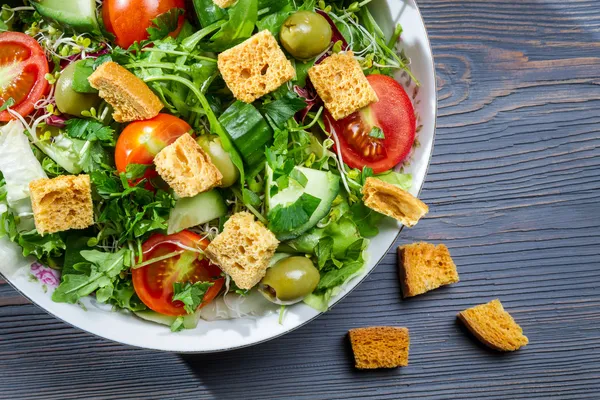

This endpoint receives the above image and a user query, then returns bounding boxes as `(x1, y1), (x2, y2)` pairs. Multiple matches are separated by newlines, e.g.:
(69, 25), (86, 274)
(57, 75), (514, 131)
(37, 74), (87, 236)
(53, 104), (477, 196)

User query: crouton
(308, 51), (378, 120)
(362, 177), (428, 227)
(205, 212), (279, 290)
(398, 242), (459, 298)
(213, 0), (236, 7)
(349, 327), (410, 369)
(458, 299), (529, 351)
(29, 175), (93, 235)
(217, 30), (295, 103)
(88, 61), (163, 122)
(154, 133), (222, 198)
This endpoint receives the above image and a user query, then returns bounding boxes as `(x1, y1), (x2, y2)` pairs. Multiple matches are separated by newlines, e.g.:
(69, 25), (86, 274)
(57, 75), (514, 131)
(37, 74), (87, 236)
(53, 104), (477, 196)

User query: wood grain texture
(1, 0), (599, 399)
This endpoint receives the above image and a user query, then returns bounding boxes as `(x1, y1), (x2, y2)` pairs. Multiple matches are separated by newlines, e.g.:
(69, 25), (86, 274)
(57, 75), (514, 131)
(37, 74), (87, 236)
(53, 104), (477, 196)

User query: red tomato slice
(115, 113), (192, 183)
(132, 231), (225, 316)
(0, 32), (49, 122)
(103, 0), (186, 49)
(325, 74), (416, 173)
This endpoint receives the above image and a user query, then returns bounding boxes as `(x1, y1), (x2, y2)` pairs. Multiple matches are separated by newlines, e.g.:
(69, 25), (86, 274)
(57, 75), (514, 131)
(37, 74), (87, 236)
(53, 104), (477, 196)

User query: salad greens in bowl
(0, 0), (436, 352)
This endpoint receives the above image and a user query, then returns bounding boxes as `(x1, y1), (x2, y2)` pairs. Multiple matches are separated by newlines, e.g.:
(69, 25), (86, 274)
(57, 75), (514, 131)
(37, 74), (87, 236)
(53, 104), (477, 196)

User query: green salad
(0, 0), (418, 331)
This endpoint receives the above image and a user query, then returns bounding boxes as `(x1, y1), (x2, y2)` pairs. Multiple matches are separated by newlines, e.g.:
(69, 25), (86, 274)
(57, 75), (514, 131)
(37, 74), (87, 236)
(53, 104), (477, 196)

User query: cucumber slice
(32, 0), (101, 34)
(219, 101), (273, 166)
(168, 190), (228, 234)
(267, 166), (340, 240)
(135, 310), (201, 329)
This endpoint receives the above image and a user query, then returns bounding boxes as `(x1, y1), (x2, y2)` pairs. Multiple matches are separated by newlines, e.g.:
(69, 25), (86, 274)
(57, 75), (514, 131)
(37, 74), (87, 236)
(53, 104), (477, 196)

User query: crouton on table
(154, 133), (223, 198)
(398, 242), (459, 298)
(308, 51), (378, 120)
(88, 61), (163, 122)
(349, 327), (410, 369)
(205, 212), (279, 290)
(362, 177), (428, 227)
(29, 175), (94, 235)
(458, 299), (529, 351)
(217, 30), (295, 103)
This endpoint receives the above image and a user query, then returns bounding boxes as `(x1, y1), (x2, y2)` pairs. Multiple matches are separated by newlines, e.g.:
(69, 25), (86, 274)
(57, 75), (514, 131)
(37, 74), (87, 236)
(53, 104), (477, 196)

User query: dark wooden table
(2, 1), (599, 399)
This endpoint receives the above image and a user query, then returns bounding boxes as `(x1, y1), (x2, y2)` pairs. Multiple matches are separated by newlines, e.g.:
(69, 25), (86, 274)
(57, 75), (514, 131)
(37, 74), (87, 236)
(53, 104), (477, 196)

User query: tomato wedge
(0, 32), (49, 122)
(325, 74), (416, 173)
(132, 231), (224, 316)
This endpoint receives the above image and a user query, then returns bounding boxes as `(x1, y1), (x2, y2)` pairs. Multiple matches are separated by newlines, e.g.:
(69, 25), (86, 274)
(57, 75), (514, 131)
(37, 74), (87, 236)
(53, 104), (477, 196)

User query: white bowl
(0, 0), (436, 353)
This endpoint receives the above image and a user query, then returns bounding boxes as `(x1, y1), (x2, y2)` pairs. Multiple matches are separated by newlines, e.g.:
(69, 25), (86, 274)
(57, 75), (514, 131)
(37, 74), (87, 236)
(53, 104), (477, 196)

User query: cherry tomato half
(0, 32), (49, 122)
(325, 74), (416, 173)
(115, 113), (192, 182)
(102, 0), (186, 49)
(132, 231), (225, 316)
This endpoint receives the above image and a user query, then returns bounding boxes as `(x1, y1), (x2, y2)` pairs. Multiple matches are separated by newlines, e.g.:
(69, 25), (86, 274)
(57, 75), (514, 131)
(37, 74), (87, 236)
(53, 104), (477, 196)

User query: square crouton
(308, 51), (378, 120)
(29, 175), (93, 235)
(88, 61), (163, 122)
(398, 242), (459, 298)
(213, 0), (235, 7)
(154, 133), (223, 198)
(205, 212), (279, 290)
(362, 177), (428, 227)
(349, 327), (410, 369)
(217, 30), (295, 103)
(458, 299), (529, 351)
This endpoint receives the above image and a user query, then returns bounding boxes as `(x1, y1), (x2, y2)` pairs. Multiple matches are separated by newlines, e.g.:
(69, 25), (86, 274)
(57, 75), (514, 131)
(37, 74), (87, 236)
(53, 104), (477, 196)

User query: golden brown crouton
(88, 61), (163, 122)
(217, 30), (295, 103)
(154, 133), (222, 198)
(362, 177), (428, 227)
(29, 175), (93, 235)
(458, 299), (529, 351)
(205, 212), (279, 289)
(213, 0), (236, 7)
(308, 51), (378, 120)
(349, 327), (410, 369)
(398, 242), (459, 298)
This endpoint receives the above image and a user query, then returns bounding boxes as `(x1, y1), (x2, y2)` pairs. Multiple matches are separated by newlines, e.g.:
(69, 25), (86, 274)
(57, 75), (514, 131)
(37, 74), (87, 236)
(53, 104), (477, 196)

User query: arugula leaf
(349, 202), (383, 237)
(268, 193), (321, 234)
(369, 127), (385, 139)
(316, 260), (363, 291)
(256, 6), (293, 37)
(64, 119), (115, 145)
(192, 0), (227, 27)
(52, 248), (131, 304)
(147, 8), (185, 41)
(315, 236), (333, 269)
(261, 91), (307, 130)
(172, 281), (214, 314)
(345, 239), (365, 260)
(0, 97), (15, 113)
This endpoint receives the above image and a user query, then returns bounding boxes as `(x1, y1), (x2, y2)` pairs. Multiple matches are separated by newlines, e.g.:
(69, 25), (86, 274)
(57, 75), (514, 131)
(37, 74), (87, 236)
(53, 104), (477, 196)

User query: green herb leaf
(171, 316), (185, 332)
(172, 281), (214, 314)
(315, 236), (333, 269)
(289, 168), (308, 187)
(72, 59), (98, 94)
(147, 8), (185, 41)
(125, 163), (151, 181)
(316, 260), (363, 291)
(368, 127), (385, 139)
(268, 193), (321, 234)
(0, 97), (15, 113)
(261, 91), (307, 130)
(64, 119), (116, 145)
(210, 0), (258, 51)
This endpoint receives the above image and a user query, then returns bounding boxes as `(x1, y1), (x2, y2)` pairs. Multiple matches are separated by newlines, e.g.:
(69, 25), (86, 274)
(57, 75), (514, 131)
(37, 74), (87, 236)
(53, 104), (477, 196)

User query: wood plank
(1, 0), (599, 398)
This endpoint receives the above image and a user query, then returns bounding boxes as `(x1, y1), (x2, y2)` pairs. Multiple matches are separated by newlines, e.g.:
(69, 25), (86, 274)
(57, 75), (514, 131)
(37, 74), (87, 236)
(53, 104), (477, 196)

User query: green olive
(259, 256), (320, 305)
(197, 135), (240, 187)
(280, 11), (333, 61)
(55, 61), (100, 117)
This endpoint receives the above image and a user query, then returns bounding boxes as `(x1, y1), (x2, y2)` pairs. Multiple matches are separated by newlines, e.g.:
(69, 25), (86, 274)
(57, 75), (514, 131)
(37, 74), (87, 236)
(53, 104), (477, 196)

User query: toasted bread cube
(217, 30), (295, 103)
(88, 61), (163, 122)
(349, 327), (410, 369)
(154, 133), (222, 198)
(362, 177), (428, 227)
(398, 242), (459, 298)
(29, 175), (93, 235)
(458, 299), (529, 351)
(213, 0), (235, 7)
(308, 51), (378, 120)
(205, 212), (279, 289)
